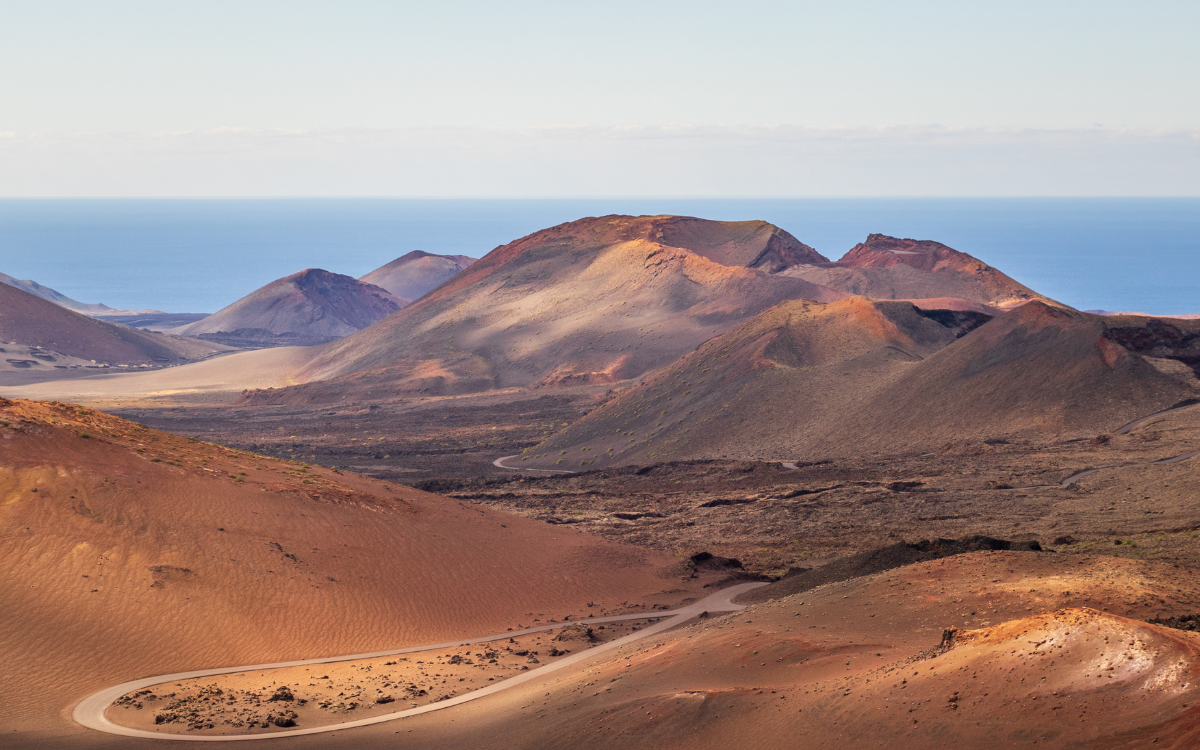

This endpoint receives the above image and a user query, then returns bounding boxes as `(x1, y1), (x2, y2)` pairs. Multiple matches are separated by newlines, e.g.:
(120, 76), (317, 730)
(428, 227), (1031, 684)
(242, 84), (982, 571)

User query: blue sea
(0, 198), (1196, 315)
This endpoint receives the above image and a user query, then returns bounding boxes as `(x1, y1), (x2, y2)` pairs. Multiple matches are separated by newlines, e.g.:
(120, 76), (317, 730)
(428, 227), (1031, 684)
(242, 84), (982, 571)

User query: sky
(2, 0), (1198, 196)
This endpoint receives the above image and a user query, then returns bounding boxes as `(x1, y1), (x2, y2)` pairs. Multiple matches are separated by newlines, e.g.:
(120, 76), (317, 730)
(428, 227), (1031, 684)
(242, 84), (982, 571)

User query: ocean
(0, 198), (1196, 315)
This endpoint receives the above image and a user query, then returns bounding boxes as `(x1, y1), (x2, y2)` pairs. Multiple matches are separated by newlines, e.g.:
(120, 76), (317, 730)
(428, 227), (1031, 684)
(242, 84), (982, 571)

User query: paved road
(1115, 400), (1200, 435)
(74, 582), (765, 742)
(493, 454), (576, 475)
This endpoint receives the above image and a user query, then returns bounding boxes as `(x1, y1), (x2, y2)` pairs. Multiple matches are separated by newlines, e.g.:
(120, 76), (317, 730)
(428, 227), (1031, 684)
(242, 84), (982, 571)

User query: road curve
(1115, 399), (1200, 435)
(493, 454), (576, 475)
(74, 582), (766, 742)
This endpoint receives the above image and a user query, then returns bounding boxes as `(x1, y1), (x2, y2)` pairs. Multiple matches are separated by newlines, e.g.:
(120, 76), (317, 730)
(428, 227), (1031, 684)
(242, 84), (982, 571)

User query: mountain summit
(176, 269), (407, 347)
(360, 250), (477, 301)
(782, 234), (1048, 310)
(274, 215), (845, 400)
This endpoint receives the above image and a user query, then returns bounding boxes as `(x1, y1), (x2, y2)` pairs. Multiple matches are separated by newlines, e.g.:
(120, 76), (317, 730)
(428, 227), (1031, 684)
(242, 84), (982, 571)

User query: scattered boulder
(689, 551), (744, 571)
(553, 623), (599, 643)
(1150, 613), (1200, 632)
(744, 535), (1044, 603)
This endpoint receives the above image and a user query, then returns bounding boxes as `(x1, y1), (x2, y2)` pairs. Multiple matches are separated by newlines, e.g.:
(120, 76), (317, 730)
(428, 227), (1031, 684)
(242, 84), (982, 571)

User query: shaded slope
(177, 269), (408, 347)
(361, 250), (477, 301)
(0, 271), (114, 314)
(0, 282), (227, 366)
(530, 301), (1200, 467)
(258, 216), (843, 402)
(524, 297), (980, 469)
(819, 302), (1200, 456)
(0, 398), (681, 740)
(783, 234), (1049, 310)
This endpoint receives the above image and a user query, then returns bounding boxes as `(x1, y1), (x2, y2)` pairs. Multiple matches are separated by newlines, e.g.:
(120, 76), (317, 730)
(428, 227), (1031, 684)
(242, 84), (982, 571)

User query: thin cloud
(2, 125), (1198, 196)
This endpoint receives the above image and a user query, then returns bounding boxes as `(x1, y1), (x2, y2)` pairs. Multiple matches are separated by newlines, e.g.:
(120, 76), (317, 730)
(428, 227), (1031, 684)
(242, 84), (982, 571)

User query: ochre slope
(783, 234), (1050, 310)
(177, 269), (407, 346)
(524, 297), (981, 469)
(360, 250), (477, 301)
(0, 283), (227, 366)
(0, 398), (680, 743)
(263, 215), (843, 402)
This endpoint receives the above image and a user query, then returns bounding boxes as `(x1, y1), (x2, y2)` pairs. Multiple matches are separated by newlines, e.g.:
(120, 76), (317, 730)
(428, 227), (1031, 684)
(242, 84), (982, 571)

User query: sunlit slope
(361, 250), (477, 301)
(0, 398), (677, 738)
(254, 215), (845, 402)
(529, 301), (1200, 467)
(524, 297), (974, 468)
(783, 234), (1051, 310)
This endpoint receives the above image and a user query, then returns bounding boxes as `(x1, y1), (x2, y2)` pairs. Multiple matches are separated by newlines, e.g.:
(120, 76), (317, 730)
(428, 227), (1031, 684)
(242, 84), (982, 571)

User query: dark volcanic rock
(743, 536), (1043, 603)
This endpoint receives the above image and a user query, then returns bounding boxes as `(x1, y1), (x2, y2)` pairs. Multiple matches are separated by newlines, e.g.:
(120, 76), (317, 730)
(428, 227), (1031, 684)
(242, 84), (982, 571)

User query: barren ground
(106, 619), (658, 736)
(103, 394), (1200, 576)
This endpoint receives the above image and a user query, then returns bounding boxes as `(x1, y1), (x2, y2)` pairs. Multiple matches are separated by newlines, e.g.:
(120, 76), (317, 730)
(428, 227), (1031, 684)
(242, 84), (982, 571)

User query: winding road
(493, 454), (576, 475)
(74, 582), (765, 742)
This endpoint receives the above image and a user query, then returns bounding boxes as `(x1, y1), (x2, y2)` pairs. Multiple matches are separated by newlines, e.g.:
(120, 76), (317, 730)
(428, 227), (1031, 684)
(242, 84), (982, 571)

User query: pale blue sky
(2, 1), (1198, 195)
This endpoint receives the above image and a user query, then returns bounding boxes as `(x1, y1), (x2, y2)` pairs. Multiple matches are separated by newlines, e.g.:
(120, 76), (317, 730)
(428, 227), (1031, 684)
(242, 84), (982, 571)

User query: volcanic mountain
(0, 271), (117, 314)
(0, 398), (685, 744)
(782, 234), (1048, 310)
(522, 297), (989, 469)
(0, 282), (228, 375)
(176, 269), (408, 347)
(526, 300), (1200, 468)
(248, 215), (844, 402)
(360, 250), (477, 301)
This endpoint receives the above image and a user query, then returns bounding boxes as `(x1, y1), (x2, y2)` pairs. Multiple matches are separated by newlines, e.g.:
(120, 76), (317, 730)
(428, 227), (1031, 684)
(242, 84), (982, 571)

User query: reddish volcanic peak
(274, 214), (842, 399)
(838, 233), (989, 272)
(779, 232), (1050, 310)
(448, 215), (828, 292)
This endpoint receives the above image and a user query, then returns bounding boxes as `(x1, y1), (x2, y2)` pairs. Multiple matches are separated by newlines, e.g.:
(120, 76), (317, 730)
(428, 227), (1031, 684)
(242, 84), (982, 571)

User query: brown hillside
(0, 271), (114, 314)
(360, 250), (477, 301)
(528, 301), (1200, 468)
(783, 234), (1049, 310)
(177, 269), (408, 346)
(0, 398), (687, 743)
(0, 283), (228, 368)
(260, 215), (843, 402)
(817, 302), (1200, 456)
(524, 297), (981, 470)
